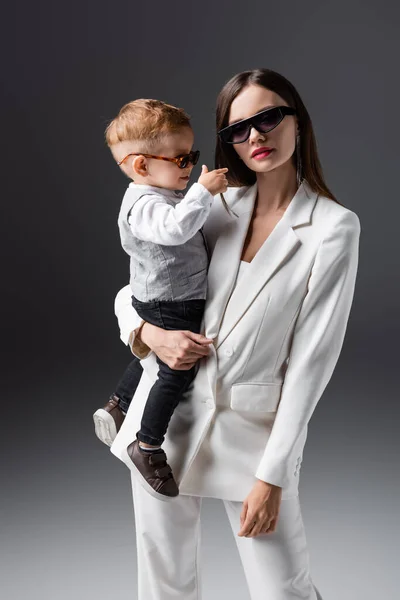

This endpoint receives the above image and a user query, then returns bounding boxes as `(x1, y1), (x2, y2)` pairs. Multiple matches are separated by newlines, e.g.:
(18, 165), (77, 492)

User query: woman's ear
(131, 155), (148, 177)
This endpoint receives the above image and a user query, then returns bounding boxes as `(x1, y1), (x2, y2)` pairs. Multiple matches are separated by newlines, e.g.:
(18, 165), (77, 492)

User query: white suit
(110, 181), (360, 600)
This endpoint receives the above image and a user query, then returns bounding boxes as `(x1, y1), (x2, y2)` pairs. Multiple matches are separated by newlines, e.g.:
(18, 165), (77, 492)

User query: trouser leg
(131, 476), (203, 600)
(223, 494), (322, 600)
(115, 357), (144, 413)
(133, 297), (205, 446)
(137, 358), (197, 445)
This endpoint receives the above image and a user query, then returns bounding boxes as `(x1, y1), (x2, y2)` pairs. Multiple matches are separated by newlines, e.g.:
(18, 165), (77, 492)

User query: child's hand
(198, 165), (228, 196)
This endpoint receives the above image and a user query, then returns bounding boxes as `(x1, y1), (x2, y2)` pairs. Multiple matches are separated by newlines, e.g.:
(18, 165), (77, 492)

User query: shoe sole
(120, 445), (178, 503)
(93, 409), (118, 447)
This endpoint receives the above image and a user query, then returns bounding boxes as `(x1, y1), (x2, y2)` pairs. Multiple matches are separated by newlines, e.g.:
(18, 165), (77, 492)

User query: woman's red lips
(251, 147), (274, 158)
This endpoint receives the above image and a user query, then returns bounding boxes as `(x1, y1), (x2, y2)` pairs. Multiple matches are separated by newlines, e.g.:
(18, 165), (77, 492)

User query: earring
(296, 133), (303, 186)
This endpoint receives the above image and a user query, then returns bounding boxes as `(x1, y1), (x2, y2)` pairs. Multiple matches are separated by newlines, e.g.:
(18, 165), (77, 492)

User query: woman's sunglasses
(117, 150), (200, 169)
(218, 106), (296, 144)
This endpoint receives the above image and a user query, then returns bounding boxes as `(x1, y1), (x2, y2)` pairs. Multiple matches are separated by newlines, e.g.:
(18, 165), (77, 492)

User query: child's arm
(128, 167), (228, 246)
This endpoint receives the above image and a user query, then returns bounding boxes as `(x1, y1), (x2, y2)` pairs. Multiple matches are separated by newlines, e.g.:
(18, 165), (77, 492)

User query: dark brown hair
(215, 69), (342, 206)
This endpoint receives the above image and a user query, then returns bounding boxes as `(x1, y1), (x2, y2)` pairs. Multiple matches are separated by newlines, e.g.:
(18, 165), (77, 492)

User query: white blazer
(110, 181), (360, 501)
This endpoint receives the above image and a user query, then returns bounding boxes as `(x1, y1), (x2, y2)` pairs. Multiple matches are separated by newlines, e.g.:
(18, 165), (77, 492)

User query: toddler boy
(93, 99), (228, 501)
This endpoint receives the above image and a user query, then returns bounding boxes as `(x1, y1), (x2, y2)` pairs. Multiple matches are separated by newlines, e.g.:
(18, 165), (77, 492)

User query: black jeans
(114, 295), (206, 446)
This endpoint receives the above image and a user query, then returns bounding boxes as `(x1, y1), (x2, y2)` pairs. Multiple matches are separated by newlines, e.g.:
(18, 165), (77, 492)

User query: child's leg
(122, 298), (205, 500)
(93, 357), (143, 446)
(137, 358), (197, 446)
(114, 357), (144, 413)
(134, 298), (205, 447)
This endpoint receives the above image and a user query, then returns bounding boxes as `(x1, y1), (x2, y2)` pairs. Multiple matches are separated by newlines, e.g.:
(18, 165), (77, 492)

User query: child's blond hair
(105, 99), (191, 149)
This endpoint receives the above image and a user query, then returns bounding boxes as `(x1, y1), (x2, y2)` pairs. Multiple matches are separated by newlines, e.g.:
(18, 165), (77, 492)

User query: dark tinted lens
(177, 151), (200, 168)
(191, 150), (200, 165)
(177, 155), (188, 168)
(229, 121), (251, 143)
(255, 108), (283, 133)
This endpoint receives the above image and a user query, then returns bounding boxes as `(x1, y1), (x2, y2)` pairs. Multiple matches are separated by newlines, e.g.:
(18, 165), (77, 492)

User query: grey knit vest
(118, 186), (209, 302)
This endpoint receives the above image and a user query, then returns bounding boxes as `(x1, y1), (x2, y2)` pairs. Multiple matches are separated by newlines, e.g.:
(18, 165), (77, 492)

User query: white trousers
(131, 476), (323, 600)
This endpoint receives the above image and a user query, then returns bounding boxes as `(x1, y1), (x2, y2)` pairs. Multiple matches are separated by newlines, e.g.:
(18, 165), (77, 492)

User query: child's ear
(131, 155), (148, 177)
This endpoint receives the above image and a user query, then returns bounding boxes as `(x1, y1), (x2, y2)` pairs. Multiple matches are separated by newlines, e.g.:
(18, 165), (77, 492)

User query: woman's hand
(238, 479), (282, 538)
(140, 322), (214, 370)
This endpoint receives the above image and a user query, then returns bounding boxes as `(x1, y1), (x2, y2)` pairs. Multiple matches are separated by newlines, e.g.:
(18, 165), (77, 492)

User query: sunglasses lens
(178, 150), (200, 169)
(256, 108), (283, 133)
(177, 151), (200, 168)
(224, 122), (250, 144)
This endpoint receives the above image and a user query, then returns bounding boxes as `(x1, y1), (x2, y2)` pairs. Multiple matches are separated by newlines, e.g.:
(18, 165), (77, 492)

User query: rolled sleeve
(114, 285), (152, 359)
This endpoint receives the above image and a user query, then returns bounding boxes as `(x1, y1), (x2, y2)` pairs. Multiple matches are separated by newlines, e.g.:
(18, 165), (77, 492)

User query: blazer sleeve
(255, 210), (361, 488)
(114, 285), (152, 359)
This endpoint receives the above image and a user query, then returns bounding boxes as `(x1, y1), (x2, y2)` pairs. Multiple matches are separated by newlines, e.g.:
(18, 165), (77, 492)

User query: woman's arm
(255, 210), (361, 489)
(114, 285), (213, 363)
(114, 285), (151, 359)
(140, 323), (213, 369)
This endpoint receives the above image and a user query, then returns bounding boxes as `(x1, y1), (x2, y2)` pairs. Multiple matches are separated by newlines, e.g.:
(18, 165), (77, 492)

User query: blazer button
(224, 348), (233, 357)
(206, 399), (214, 409)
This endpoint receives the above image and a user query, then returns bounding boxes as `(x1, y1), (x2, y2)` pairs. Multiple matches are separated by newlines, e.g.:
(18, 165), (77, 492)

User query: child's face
(127, 127), (196, 191)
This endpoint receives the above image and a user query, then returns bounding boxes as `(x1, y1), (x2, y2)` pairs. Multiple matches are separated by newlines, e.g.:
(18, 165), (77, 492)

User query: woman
(110, 68), (360, 600)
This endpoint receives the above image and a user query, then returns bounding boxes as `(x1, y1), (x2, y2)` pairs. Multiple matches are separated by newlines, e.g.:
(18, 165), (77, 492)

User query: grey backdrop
(2, 0), (399, 599)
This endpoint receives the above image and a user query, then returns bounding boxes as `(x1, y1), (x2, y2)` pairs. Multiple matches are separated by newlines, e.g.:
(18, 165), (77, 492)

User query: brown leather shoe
(126, 440), (179, 501)
(93, 394), (126, 447)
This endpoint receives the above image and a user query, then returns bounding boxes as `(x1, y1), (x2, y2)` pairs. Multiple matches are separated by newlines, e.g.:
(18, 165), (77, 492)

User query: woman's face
(228, 84), (297, 175)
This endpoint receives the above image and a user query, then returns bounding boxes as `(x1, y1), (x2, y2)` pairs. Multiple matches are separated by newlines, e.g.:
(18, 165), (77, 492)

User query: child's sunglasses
(117, 150), (200, 169)
(218, 106), (296, 144)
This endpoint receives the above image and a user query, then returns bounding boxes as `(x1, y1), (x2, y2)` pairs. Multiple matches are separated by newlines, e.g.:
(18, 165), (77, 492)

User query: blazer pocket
(230, 382), (282, 413)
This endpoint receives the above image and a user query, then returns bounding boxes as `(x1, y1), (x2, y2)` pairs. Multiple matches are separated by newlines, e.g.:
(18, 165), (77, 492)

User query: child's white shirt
(127, 182), (213, 246)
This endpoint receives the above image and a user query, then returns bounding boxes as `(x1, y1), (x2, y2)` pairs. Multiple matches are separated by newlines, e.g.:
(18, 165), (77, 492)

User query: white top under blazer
(111, 181), (361, 501)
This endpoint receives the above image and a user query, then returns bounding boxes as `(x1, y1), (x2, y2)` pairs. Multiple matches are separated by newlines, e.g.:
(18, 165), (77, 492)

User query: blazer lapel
(216, 225), (300, 348)
(205, 181), (318, 349)
(204, 185), (257, 340)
